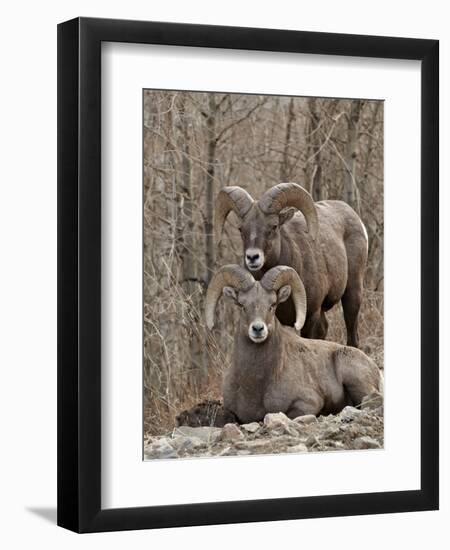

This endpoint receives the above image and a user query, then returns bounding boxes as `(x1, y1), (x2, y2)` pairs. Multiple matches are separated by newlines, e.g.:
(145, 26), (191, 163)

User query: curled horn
(258, 183), (319, 240)
(214, 187), (254, 242)
(261, 266), (307, 332)
(205, 265), (255, 330)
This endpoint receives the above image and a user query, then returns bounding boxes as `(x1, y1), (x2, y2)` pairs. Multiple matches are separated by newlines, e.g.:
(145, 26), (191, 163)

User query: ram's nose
(249, 320), (268, 343)
(245, 248), (264, 271)
(246, 252), (260, 263)
(251, 322), (264, 333)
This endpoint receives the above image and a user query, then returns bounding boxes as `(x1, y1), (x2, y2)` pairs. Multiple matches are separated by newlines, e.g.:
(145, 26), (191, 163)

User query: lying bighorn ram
(215, 183), (368, 347)
(206, 265), (381, 424)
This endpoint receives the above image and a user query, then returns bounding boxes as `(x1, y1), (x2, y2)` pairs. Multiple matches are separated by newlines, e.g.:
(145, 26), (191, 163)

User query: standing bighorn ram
(206, 265), (381, 424)
(215, 183), (368, 347)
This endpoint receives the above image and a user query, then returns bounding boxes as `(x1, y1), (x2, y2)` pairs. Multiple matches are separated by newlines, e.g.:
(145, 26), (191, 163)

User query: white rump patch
(360, 218), (369, 250)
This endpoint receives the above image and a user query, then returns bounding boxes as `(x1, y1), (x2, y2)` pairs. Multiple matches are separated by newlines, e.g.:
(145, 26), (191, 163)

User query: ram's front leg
(301, 309), (328, 340)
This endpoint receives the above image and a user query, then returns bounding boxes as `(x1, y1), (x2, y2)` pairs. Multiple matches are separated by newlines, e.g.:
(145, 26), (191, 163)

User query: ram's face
(222, 283), (291, 344)
(238, 204), (296, 272)
(237, 206), (279, 272)
(238, 285), (276, 343)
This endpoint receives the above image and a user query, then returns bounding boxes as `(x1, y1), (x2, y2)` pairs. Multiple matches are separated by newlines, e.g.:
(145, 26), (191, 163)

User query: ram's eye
(270, 303), (276, 311)
(271, 224), (278, 231)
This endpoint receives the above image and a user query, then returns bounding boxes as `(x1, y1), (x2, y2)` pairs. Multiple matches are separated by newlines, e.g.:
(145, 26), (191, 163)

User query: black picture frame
(57, 17), (439, 533)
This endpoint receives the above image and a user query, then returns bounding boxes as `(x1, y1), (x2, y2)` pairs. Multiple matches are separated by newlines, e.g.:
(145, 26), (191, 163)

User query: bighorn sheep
(215, 183), (368, 347)
(206, 265), (381, 424)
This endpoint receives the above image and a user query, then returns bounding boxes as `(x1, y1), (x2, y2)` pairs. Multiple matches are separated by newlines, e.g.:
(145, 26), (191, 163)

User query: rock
(271, 435), (304, 447)
(264, 412), (290, 429)
(171, 436), (206, 453)
(241, 422), (261, 433)
(344, 423), (368, 439)
(293, 414), (318, 425)
(144, 438), (177, 459)
(264, 412), (299, 436)
(172, 426), (222, 444)
(235, 439), (271, 452)
(318, 414), (334, 422)
(286, 443), (308, 453)
(372, 406), (384, 417)
(145, 395), (384, 459)
(361, 392), (383, 410)
(218, 446), (237, 456)
(353, 436), (381, 449)
(321, 427), (343, 441)
(322, 441), (346, 450)
(340, 406), (362, 423)
(358, 415), (379, 427)
(221, 423), (244, 442)
(305, 434), (320, 448)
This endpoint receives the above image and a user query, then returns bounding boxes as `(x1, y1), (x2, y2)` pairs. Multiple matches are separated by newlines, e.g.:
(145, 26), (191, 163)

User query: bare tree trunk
(343, 100), (364, 211)
(360, 101), (382, 289)
(362, 101), (381, 179)
(176, 95), (207, 384)
(176, 96), (195, 284)
(280, 98), (295, 182)
(204, 94), (217, 283)
(307, 97), (324, 201)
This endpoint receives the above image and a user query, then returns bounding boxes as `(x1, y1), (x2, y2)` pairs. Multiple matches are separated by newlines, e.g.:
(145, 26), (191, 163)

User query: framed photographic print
(57, 17), (439, 533)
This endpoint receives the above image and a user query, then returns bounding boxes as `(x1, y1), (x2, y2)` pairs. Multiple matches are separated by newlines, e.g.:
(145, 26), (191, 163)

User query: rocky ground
(144, 392), (383, 460)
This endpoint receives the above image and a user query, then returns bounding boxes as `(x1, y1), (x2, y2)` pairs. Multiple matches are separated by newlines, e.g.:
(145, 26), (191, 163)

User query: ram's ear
(222, 286), (238, 303)
(279, 207), (296, 226)
(277, 285), (291, 304)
